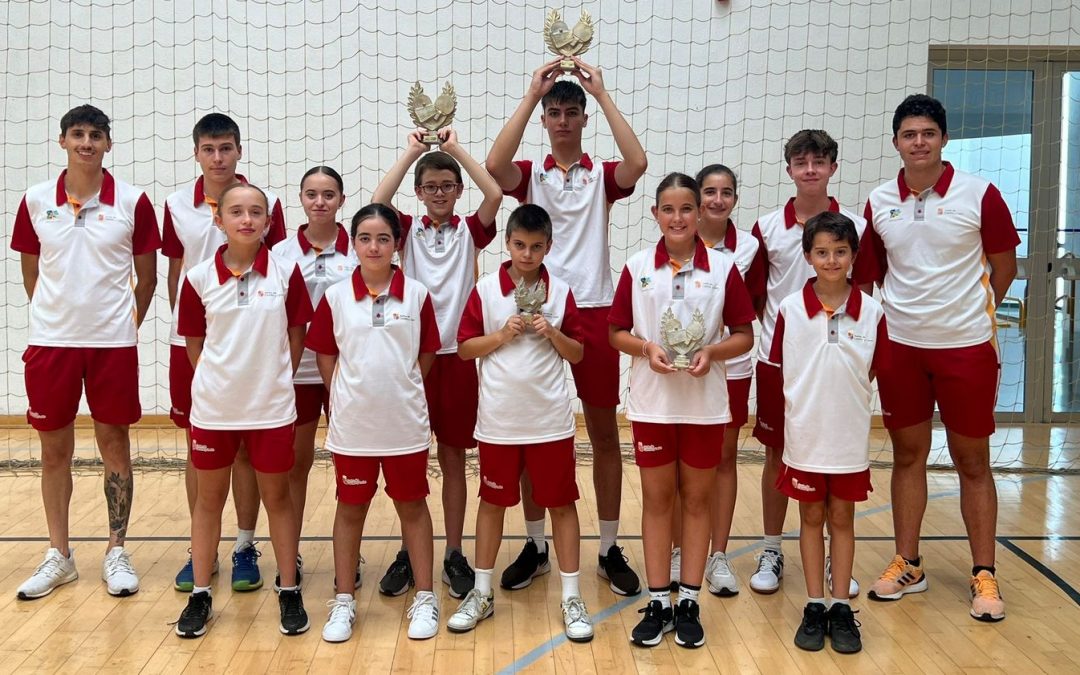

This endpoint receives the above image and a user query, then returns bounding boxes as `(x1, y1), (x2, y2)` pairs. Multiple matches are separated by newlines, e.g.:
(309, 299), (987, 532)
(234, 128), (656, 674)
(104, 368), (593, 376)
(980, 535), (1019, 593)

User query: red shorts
(169, 344), (194, 429)
(477, 438), (579, 508)
(424, 353), (478, 449)
(726, 377), (751, 430)
(569, 306), (620, 408)
(877, 340), (999, 437)
(776, 463), (872, 503)
(295, 383), (330, 426)
(332, 450), (430, 505)
(631, 422), (726, 469)
(23, 346), (141, 431)
(189, 424), (295, 473)
(751, 361), (784, 449)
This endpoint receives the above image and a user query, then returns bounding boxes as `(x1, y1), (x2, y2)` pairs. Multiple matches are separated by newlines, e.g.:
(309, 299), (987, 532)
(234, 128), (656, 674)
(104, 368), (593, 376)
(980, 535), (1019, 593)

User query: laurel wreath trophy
(407, 81), (457, 145)
(513, 277), (547, 325)
(659, 307), (706, 370)
(544, 9), (594, 72)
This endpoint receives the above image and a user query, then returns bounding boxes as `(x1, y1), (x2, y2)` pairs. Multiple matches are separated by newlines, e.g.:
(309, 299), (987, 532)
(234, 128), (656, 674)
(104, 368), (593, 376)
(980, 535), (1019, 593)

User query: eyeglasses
(418, 183), (461, 195)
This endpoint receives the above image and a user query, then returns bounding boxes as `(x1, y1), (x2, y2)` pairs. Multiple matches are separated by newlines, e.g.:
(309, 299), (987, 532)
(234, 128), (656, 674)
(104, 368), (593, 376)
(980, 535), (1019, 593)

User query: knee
(717, 450), (737, 474)
(394, 498), (428, 519)
(643, 485), (677, 511)
(679, 487), (712, 514)
(548, 503), (577, 519)
(337, 501), (369, 523)
(953, 454), (992, 481)
(801, 504), (826, 529)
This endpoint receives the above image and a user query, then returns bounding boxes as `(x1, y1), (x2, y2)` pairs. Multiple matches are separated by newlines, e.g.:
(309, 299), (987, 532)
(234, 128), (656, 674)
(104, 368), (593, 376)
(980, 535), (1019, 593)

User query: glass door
(1053, 70), (1080, 414)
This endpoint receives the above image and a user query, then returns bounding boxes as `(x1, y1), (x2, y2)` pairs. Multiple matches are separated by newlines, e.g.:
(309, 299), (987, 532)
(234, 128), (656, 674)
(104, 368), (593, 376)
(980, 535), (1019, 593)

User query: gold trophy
(513, 276), (547, 325)
(407, 81), (457, 145)
(659, 307), (706, 370)
(544, 9), (594, 71)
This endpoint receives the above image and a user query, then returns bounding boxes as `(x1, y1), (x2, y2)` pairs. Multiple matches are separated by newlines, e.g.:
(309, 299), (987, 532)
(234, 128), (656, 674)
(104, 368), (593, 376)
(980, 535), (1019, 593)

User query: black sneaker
(442, 550), (476, 599)
(278, 588), (310, 635)
(673, 599), (705, 648)
(379, 550), (414, 597)
(597, 544), (641, 596)
(827, 603), (863, 653)
(794, 602), (828, 651)
(273, 554), (304, 593)
(630, 600), (674, 647)
(175, 591), (213, 639)
(500, 538), (550, 590)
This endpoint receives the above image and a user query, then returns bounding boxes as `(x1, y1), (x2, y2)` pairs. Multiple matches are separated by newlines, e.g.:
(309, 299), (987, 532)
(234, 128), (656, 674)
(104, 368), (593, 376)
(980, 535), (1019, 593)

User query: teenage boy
(12, 104), (160, 599)
(162, 113), (287, 592)
(749, 129), (865, 596)
(855, 94), (1019, 622)
(486, 57), (648, 595)
(371, 127), (502, 599)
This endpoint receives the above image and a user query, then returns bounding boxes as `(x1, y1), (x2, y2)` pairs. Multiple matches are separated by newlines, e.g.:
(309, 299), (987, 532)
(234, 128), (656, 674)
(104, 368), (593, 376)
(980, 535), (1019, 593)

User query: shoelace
(563, 597), (589, 623)
(325, 598), (354, 622)
(280, 591), (305, 619)
(104, 550), (135, 576)
(880, 555), (908, 581)
(455, 590), (487, 619)
(407, 594), (438, 621)
(710, 553), (731, 576)
(234, 545), (262, 567)
(831, 608), (862, 632)
(755, 549), (781, 573)
(606, 546), (632, 571)
(34, 553), (68, 577)
(972, 574), (1001, 599)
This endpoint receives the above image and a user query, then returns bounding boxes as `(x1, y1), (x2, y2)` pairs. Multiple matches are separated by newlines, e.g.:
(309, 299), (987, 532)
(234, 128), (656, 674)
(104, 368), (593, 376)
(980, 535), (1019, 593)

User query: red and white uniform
(177, 244), (312, 430)
(304, 267), (441, 456)
(458, 262), (583, 444)
(709, 222), (763, 380)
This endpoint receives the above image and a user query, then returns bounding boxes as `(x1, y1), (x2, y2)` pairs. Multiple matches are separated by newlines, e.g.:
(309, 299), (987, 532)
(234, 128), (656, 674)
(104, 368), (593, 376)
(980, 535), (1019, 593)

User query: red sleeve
(722, 267), (757, 327)
(10, 197), (40, 255)
(852, 201), (886, 285)
(768, 310), (785, 365)
(748, 222), (768, 299)
(177, 278), (207, 337)
(397, 213), (414, 251)
(131, 193), (161, 255)
(304, 297), (339, 355)
(980, 184), (1021, 255)
(418, 293), (441, 353)
(607, 266), (635, 329)
(161, 203), (185, 258)
(505, 160), (532, 202)
(602, 161), (635, 203)
(561, 290), (585, 343)
(456, 288), (486, 345)
(871, 313), (891, 373)
(465, 211), (497, 249)
(266, 200), (287, 247)
(285, 265), (314, 326)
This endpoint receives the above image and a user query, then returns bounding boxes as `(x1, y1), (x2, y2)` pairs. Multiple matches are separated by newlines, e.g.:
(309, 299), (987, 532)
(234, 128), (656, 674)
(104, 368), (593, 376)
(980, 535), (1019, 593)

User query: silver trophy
(513, 277), (547, 324)
(659, 307), (706, 370)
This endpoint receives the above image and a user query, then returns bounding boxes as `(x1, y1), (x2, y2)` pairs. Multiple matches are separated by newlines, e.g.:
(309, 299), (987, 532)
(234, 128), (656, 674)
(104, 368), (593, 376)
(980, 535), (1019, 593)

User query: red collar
(214, 243), (270, 284)
(497, 260), (552, 299)
(542, 153), (594, 172)
(297, 223), (350, 255)
(783, 196), (840, 229)
(55, 169), (115, 206)
(351, 265), (406, 302)
(653, 236), (711, 272)
(421, 214), (461, 230)
(194, 174), (248, 207)
(722, 220), (738, 252)
(801, 278), (862, 320)
(897, 162), (954, 200)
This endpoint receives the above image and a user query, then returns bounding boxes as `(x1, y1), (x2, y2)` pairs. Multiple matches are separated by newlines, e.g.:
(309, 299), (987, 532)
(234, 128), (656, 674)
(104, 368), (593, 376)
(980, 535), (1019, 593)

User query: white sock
(525, 519), (548, 552)
(560, 570), (580, 601)
(831, 597), (850, 606)
(193, 585), (212, 595)
(336, 592), (353, 604)
(808, 596), (826, 606)
(278, 584), (299, 592)
(678, 584), (700, 604)
(762, 534), (782, 552)
(235, 529), (255, 552)
(649, 587), (671, 609)
(474, 568), (494, 595)
(598, 519), (619, 553)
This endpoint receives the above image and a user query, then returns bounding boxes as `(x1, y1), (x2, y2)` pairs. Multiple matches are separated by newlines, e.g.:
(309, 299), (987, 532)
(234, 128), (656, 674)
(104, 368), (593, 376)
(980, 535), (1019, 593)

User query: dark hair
(505, 204), (553, 241)
(802, 211), (859, 254)
(541, 79), (587, 111)
(784, 129), (838, 164)
(414, 151), (463, 187)
(301, 166), (344, 193)
(892, 94), (948, 138)
(218, 182), (269, 211)
(60, 105), (111, 140)
(695, 164), (738, 195)
(655, 172), (701, 206)
(192, 113), (242, 147)
(350, 203), (401, 241)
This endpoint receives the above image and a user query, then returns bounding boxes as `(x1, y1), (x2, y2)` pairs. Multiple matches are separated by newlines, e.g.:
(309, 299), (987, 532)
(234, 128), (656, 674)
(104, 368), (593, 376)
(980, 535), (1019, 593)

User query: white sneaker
(406, 591), (439, 640)
(321, 595), (357, 643)
(446, 588), (494, 633)
(825, 555), (860, 598)
(17, 548), (78, 599)
(749, 548), (784, 594)
(561, 596), (594, 642)
(102, 546), (139, 596)
(705, 551), (739, 596)
(669, 547), (681, 589)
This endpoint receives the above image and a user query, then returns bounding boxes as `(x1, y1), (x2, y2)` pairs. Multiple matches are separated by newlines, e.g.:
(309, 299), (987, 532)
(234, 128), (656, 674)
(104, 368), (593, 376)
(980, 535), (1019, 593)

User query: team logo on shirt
(846, 330), (872, 342)
(482, 475), (504, 490)
(256, 289), (284, 298)
(45, 210), (59, 221)
(889, 208), (902, 219)
(791, 476), (816, 493)
(639, 276), (653, 289)
(341, 475), (368, 486)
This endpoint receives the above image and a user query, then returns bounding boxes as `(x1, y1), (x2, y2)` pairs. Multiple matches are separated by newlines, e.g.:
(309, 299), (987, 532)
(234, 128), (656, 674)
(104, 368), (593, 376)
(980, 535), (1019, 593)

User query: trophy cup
(513, 276), (547, 325)
(544, 9), (594, 72)
(659, 307), (706, 370)
(407, 81), (457, 145)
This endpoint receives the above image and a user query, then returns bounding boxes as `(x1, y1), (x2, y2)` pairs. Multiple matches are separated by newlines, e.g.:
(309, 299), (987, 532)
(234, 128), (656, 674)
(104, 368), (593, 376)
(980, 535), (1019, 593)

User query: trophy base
(672, 355), (691, 370)
(421, 132), (440, 145)
(559, 58), (577, 72)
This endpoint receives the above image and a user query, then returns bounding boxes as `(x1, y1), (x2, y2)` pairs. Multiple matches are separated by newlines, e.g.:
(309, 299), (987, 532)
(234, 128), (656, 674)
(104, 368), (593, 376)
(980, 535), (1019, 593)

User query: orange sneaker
(867, 554), (928, 601)
(970, 571), (1005, 622)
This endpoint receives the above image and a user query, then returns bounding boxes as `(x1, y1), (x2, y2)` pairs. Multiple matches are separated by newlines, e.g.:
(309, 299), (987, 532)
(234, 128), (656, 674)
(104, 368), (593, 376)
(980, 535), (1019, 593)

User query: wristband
(641, 340), (650, 357)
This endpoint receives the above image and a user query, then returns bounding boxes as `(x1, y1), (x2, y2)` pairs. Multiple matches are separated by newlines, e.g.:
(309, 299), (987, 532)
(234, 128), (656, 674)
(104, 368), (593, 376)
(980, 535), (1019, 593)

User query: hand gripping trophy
(659, 307), (706, 370)
(407, 81), (457, 145)
(544, 9), (594, 72)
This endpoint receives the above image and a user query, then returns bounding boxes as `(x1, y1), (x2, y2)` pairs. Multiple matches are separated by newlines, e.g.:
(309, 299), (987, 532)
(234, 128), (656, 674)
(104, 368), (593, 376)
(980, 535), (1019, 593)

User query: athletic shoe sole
(867, 576), (928, 601)
(970, 609), (1005, 622)
(749, 581), (781, 595)
(674, 634), (705, 649)
(106, 585), (139, 597)
(566, 630), (594, 643)
(175, 611), (213, 639)
(629, 623), (673, 647)
(504, 560), (550, 590)
(280, 620), (311, 636)
(17, 572), (78, 600)
(595, 565), (640, 596)
(447, 606), (494, 633)
(707, 583), (739, 597)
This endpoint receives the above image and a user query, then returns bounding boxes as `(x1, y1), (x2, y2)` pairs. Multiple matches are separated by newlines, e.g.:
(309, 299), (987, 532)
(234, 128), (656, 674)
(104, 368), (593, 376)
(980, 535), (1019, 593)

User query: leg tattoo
(106, 471), (134, 545)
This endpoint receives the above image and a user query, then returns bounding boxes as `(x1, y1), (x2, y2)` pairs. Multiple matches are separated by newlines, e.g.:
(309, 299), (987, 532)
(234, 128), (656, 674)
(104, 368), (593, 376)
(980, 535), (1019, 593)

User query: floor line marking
(998, 537), (1080, 606)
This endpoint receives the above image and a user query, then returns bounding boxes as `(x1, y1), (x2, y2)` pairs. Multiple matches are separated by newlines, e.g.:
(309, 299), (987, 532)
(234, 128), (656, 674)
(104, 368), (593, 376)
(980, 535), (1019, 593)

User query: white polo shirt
(506, 154), (635, 308)
(162, 175), (287, 346)
(771, 281), (889, 473)
(853, 163), (1020, 349)
(11, 169), (161, 347)
(177, 244), (313, 430)
(457, 262), (583, 444)
(272, 224), (357, 384)
(608, 238), (757, 424)
(751, 198), (866, 365)
(305, 267), (441, 456)
(399, 211), (496, 354)
(709, 222), (763, 380)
